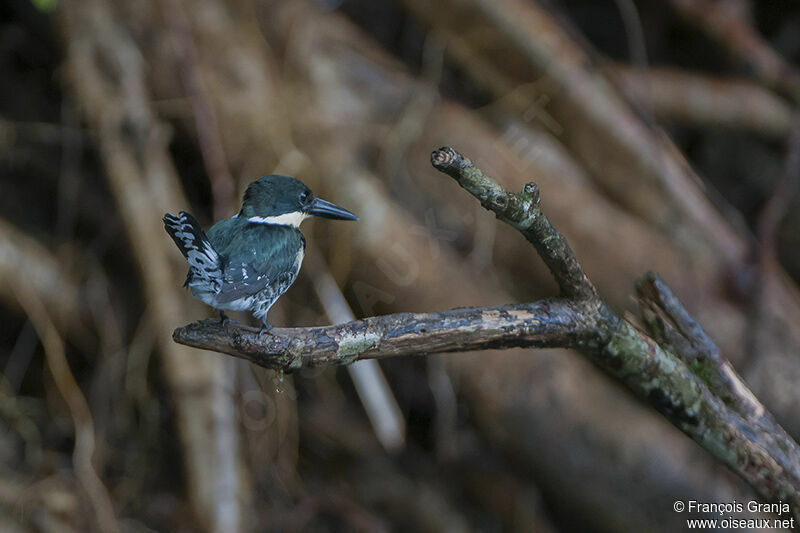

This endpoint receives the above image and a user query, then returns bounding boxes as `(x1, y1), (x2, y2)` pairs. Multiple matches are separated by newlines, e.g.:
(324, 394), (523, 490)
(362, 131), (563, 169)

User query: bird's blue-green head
(238, 174), (358, 226)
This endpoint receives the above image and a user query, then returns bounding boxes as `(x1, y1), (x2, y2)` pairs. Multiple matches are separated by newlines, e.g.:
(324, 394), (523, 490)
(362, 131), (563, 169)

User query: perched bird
(163, 174), (358, 332)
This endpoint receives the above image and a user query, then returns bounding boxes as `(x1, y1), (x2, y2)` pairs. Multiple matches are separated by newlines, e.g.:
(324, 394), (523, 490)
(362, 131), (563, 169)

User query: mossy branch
(428, 146), (800, 520)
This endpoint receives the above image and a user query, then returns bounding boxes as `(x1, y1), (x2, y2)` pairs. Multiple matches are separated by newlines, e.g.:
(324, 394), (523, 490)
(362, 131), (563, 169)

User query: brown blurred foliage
(1, 0), (800, 531)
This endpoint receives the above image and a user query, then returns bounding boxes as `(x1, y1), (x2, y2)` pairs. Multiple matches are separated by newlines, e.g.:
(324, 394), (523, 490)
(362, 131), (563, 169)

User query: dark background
(1, 0), (799, 531)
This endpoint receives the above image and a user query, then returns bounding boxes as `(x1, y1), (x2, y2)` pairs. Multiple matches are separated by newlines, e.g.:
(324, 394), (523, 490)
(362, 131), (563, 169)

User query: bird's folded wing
(214, 226), (303, 305)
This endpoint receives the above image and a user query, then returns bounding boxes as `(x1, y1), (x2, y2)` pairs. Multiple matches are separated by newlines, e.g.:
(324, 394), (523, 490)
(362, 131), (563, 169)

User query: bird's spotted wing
(213, 225), (304, 305)
(163, 211), (222, 292)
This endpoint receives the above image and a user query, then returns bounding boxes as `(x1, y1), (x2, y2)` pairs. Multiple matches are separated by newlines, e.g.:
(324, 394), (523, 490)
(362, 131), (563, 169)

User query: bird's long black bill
(308, 197), (358, 221)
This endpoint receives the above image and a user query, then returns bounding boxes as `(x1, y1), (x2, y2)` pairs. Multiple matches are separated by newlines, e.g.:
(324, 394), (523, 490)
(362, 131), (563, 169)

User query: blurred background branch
(3, 0), (800, 530)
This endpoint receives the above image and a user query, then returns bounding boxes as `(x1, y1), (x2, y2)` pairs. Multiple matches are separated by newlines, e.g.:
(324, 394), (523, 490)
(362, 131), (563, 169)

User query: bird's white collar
(247, 211), (309, 228)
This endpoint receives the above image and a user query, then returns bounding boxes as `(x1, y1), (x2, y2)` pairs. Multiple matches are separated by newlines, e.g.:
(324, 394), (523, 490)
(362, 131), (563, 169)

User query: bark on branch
(173, 299), (599, 370)
(173, 146), (800, 520)
(430, 146), (597, 300)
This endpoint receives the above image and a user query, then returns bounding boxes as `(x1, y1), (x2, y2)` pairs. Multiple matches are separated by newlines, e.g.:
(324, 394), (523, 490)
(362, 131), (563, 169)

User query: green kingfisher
(163, 174), (358, 332)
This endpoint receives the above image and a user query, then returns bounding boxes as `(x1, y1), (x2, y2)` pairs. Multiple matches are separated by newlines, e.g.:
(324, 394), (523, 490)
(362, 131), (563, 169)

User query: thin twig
(430, 146), (597, 300)
(756, 114), (800, 268)
(744, 113), (800, 366)
(668, 0), (800, 102)
(612, 66), (794, 138)
(14, 284), (118, 533)
(401, 0), (748, 262)
(163, 0), (236, 220)
(637, 271), (765, 421)
(59, 0), (244, 529)
(0, 217), (87, 337)
(309, 255), (406, 452)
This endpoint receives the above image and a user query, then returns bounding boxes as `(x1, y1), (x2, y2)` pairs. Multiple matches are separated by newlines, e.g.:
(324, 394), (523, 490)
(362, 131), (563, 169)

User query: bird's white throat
(247, 211), (309, 227)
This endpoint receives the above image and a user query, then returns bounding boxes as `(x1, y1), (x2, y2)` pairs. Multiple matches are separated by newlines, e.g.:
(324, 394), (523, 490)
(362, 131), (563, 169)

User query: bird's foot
(258, 323), (274, 337)
(218, 311), (237, 336)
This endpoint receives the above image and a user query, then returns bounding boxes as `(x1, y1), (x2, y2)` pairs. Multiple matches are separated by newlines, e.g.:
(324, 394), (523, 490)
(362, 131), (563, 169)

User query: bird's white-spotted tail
(163, 211), (222, 293)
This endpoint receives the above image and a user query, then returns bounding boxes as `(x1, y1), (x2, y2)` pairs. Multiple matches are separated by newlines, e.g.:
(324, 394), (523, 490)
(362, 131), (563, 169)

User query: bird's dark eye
(299, 191), (309, 203)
